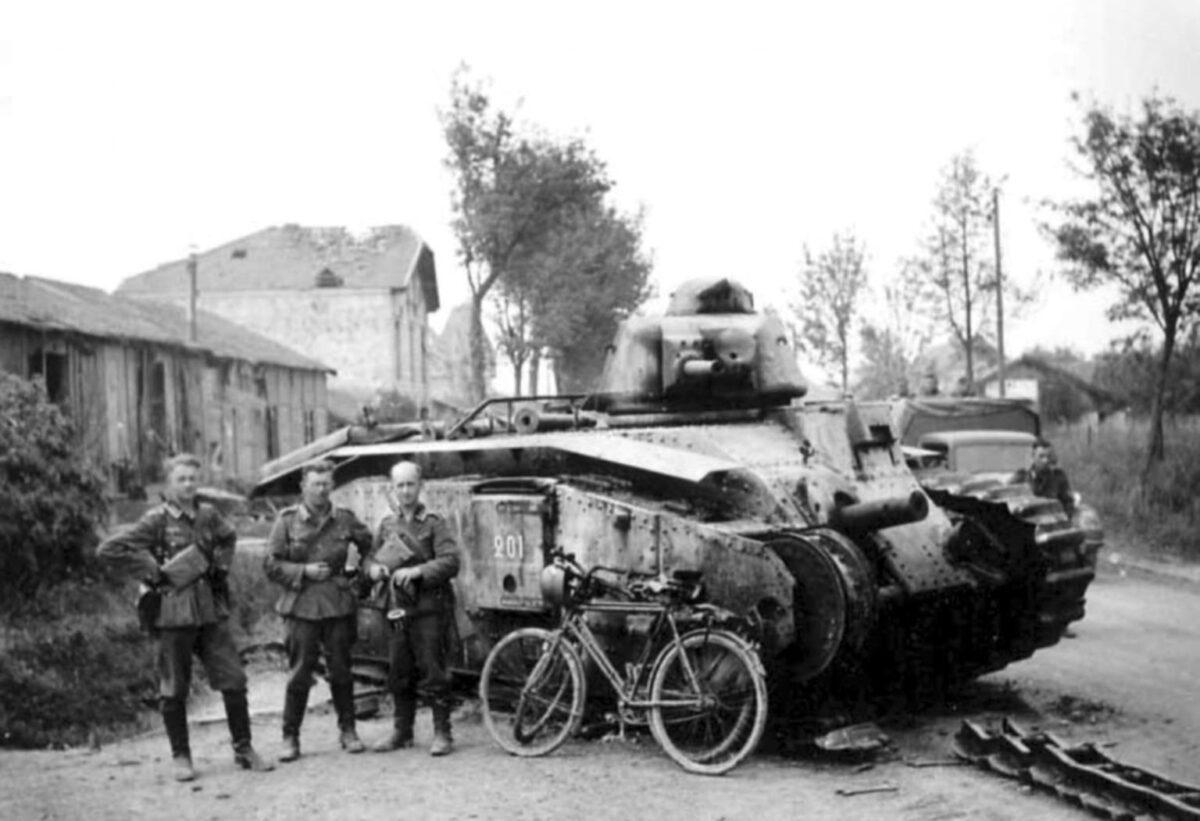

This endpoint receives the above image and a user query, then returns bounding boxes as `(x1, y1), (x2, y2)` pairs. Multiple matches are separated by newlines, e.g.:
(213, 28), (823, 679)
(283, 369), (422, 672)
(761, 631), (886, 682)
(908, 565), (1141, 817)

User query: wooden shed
(0, 273), (333, 490)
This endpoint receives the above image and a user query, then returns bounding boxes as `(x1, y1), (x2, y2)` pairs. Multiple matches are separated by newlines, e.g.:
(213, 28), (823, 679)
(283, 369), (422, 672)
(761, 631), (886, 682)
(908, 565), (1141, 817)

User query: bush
(0, 580), (157, 748)
(0, 373), (107, 596)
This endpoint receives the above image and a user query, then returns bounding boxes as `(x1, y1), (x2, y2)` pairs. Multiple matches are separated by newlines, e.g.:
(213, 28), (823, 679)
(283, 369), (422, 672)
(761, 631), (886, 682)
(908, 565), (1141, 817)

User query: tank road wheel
(648, 629), (768, 775)
(766, 532), (877, 684)
(479, 628), (585, 757)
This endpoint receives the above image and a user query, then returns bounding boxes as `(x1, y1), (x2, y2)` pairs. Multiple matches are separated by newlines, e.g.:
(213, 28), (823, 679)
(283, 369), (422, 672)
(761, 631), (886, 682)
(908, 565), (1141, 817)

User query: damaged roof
(116, 224), (440, 311)
(0, 273), (333, 373)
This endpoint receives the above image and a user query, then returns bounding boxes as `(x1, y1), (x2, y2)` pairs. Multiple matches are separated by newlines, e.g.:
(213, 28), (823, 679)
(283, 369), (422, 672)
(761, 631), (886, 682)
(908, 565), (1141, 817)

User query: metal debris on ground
(835, 784), (899, 797)
(814, 722), (891, 753)
(954, 717), (1200, 820)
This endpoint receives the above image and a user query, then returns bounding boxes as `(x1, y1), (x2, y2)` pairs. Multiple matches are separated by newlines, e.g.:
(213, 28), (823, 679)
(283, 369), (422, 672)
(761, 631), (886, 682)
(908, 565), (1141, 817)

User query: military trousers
(157, 621), (247, 699)
(387, 611), (452, 705)
(284, 615), (356, 691)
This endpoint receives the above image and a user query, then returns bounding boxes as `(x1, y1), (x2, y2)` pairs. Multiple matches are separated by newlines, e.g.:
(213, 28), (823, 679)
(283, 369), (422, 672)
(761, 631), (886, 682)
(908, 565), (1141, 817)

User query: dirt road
(3, 569), (1197, 821)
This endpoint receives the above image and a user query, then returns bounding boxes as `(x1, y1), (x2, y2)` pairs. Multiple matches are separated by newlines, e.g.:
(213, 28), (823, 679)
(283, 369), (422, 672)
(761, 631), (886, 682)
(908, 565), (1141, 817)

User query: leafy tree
(0, 373), (107, 597)
(791, 231), (868, 394)
(442, 67), (611, 401)
(1047, 93), (1200, 470)
(915, 151), (1004, 389)
(855, 261), (937, 398)
(546, 208), (653, 393)
(496, 203), (653, 394)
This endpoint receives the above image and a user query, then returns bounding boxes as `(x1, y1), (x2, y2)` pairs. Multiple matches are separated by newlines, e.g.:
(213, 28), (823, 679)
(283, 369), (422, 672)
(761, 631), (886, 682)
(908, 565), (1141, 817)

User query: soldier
(1027, 439), (1075, 516)
(365, 460), (461, 756)
(97, 453), (273, 782)
(264, 459), (373, 761)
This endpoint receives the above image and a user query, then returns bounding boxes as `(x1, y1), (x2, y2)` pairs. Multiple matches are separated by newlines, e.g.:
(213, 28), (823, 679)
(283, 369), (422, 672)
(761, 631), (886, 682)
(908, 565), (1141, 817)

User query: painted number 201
(493, 533), (525, 560)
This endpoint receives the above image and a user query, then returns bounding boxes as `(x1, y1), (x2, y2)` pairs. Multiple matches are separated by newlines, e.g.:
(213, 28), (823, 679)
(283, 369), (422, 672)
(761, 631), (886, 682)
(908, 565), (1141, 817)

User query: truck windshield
(953, 443), (1028, 473)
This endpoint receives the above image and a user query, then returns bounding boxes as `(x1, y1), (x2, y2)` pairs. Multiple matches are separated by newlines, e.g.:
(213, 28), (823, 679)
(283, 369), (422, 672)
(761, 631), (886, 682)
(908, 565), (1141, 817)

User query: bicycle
(478, 549), (768, 775)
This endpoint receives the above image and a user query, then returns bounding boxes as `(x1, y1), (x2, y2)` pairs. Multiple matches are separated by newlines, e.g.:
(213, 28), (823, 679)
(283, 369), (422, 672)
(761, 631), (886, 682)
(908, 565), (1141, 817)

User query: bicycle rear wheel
(479, 627), (585, 757)
(648, 629), (768, 775)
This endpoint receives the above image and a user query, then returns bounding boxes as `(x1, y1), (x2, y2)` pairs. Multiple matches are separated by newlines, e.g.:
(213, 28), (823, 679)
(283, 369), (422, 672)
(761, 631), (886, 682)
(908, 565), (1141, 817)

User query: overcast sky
(3, 0), (1199, 363)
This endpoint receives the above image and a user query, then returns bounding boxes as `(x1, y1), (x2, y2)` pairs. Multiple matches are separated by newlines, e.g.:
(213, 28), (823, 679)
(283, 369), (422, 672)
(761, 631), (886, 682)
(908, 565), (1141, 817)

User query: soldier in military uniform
(365, 460), (461, 756)
(264, 459), (373, 761)
(1028, 439), (1075, 516)
(97, 453), (272, 782)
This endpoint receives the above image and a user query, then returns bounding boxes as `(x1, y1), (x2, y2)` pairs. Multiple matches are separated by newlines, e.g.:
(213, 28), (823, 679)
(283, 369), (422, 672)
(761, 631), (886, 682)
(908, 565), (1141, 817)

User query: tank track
(956, 717), (1200, 820)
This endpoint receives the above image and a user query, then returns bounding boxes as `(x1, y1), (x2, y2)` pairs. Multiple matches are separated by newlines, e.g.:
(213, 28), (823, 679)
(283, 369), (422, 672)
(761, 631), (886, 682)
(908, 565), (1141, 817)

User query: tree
(534, 205), (654, 393)
(1047, 93), (1200, 470)
(915, 151), (1004, 389)
(442, 68), (611, 402)
(0, 373), (107, 597)
(855, 261), (939, 398)
(792, 231), (868, 394)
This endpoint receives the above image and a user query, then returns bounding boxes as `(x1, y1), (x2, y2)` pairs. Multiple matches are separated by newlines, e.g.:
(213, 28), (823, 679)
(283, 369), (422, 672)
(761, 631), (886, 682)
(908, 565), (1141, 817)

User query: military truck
(884, 396), (1103, 566)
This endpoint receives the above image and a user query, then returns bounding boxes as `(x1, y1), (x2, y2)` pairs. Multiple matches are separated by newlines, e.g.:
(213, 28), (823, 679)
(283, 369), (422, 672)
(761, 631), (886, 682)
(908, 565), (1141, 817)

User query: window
(27, 349), (69, 404)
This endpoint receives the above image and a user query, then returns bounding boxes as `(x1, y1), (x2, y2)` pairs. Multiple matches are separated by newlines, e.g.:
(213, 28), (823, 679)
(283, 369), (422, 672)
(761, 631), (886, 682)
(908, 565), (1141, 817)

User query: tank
(253, 278), (1094, 712)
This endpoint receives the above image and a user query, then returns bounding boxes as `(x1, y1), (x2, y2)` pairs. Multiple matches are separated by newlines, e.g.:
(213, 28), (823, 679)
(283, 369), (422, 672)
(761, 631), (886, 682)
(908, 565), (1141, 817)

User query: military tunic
(97, 500), (247, 698)
(1030, 464), (1075, 516)
(264, 503), (373, 619)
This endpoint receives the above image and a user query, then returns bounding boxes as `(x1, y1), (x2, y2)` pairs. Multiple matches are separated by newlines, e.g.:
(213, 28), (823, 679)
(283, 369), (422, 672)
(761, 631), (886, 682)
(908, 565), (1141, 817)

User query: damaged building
(116, 224), (440, 421)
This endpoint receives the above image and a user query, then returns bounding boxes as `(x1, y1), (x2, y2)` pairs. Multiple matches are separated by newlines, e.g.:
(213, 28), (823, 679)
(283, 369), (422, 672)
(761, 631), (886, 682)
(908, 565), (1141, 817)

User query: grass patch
(1050, 418), (1200, 560)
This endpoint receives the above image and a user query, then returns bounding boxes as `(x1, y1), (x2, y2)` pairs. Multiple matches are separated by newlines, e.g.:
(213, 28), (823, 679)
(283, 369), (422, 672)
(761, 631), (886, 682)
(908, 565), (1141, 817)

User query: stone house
(117, 224), (440, 419)
(0, 273), (332, 490)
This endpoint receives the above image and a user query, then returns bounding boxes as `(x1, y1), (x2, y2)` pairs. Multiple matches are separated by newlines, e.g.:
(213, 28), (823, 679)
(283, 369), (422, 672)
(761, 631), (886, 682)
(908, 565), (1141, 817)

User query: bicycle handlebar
(547, 548), (703, 604)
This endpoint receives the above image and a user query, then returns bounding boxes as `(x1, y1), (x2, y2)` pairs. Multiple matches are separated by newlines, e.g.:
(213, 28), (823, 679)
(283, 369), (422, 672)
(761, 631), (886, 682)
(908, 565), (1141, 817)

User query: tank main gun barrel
(828, 490), (929, 532)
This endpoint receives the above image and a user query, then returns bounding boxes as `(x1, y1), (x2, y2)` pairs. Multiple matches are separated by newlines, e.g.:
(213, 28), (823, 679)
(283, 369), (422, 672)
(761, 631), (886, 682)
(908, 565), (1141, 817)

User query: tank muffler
(828, 490), (929, 532)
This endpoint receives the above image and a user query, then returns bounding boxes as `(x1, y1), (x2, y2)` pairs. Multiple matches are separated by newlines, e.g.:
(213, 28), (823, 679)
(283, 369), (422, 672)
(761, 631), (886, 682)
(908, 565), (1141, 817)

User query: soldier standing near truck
(1027, 439), (1076, 516)
(264, 459), (374, 761)
(365, 460), (461, 757)
(97, 453), (273, 782)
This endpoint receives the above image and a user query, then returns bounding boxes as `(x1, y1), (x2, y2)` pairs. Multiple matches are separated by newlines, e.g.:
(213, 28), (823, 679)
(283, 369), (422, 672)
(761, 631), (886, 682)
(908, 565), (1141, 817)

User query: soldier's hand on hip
(304, 562), (332, 581)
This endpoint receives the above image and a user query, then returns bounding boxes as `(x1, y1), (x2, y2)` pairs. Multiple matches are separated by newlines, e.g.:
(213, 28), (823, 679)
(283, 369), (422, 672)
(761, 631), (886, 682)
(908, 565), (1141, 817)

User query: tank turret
(595, 278), (807, 412)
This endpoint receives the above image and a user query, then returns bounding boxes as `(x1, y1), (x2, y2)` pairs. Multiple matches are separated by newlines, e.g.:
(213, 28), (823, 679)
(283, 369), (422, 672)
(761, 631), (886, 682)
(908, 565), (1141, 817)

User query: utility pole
(992, 187), (1005, 397)
(187, 249), (199, 343)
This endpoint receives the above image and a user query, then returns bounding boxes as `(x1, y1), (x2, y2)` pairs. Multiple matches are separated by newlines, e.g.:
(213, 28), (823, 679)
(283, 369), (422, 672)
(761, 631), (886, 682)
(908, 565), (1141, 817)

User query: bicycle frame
(552, 599), (709, 712)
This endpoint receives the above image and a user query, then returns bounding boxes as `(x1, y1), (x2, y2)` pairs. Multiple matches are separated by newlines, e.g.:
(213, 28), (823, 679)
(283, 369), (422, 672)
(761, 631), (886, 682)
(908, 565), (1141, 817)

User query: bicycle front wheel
(479, 627), (585, 757)
(648, 629), (768, 775)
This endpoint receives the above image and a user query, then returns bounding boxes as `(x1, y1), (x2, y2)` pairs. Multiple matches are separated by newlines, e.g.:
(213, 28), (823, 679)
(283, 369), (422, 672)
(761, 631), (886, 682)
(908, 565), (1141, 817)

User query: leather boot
(224, 689), (275, 772)
(430, 701), (453, 757)
(332, 683), (365, 753)
(372, 697), (415, 752)
(161, 698), (194, 781)
(279, 687), (308, 763)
